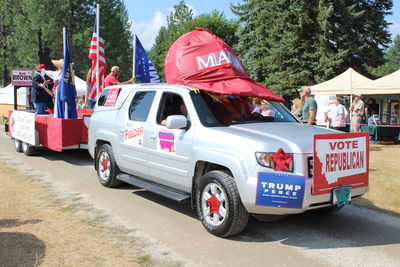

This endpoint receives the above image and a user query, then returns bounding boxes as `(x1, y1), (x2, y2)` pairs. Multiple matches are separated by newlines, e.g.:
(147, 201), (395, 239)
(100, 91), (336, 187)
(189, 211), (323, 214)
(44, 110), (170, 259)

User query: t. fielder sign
(313, 132), (369, 195)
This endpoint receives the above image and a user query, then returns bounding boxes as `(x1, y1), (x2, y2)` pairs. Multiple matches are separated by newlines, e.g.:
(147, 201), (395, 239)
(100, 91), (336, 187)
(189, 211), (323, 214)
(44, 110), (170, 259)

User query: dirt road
(1, 132), (400, 266)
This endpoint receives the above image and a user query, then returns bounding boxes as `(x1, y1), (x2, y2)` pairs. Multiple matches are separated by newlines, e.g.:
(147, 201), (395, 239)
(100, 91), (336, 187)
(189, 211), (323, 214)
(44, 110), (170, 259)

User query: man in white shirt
(324, 97), (346, 131)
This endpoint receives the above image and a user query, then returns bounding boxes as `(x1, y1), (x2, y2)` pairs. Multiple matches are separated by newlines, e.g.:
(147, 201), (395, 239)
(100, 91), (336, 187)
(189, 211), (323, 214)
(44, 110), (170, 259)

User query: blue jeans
(33, 102), (47, 114)
(86, 99), (96, 109)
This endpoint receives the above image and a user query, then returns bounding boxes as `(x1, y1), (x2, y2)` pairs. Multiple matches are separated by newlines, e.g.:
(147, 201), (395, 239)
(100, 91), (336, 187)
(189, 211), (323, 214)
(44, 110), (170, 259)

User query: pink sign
(104, 88), (121, 106)
(12, 70), (33, 86)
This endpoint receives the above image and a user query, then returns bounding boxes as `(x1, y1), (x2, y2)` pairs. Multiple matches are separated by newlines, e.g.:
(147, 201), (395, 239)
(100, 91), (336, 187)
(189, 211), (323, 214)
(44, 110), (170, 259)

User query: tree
(6, 0), (132, 82)
(149, 0), (194, 81)
(370, 34), (400, 77)
(149, 4), (239, 81)
(96, 0), (133, 81)
(0, 0), (21, 86)
(232, 0), (393, 100)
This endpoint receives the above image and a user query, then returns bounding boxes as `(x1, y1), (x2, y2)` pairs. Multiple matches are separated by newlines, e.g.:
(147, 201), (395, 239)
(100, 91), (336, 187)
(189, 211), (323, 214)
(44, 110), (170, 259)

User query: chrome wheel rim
(98, 151), (111, 182)
(201, 183), (227, 227)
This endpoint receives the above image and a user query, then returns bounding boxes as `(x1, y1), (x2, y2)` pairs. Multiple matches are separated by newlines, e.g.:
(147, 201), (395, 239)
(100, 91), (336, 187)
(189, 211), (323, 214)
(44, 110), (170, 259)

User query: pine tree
(148, 0), (194, 80)
(370, 34), (400, 77)
(97, 0), (133, 81)
(149, 4), (239, 81)
(0, 0), (20, 86)
(232, 0), (393, 100)
(7, 0), (132, 80)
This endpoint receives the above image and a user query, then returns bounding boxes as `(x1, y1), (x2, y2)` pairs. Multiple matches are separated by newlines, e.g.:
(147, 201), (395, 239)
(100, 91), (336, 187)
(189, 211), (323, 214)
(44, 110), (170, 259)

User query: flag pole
(96, 4), (100, 101)
(132, 33), (136, 79)
(63, 27), (69, 119)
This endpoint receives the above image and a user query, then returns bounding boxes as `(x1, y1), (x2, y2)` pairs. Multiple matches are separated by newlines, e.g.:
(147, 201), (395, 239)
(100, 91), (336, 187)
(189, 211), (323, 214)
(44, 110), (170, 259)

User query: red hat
(37, 64), (47, 70)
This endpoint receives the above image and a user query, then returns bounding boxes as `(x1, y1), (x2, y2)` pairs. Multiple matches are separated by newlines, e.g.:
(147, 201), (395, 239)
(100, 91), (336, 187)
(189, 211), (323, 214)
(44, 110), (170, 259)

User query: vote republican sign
(313, 132), (369, 195)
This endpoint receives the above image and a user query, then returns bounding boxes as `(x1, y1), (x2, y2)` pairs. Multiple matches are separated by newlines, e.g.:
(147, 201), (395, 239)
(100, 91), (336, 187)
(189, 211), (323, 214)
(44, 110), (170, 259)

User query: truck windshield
(190, 91), (298, 127)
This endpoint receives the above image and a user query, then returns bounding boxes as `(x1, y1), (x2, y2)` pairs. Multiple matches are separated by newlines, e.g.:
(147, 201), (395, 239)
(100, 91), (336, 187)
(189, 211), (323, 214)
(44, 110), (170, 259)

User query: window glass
(156, 92), (188, 125)
(129, 91), (156, 121)
(97, 89), (110, 106)
(190, 91), (298, 127)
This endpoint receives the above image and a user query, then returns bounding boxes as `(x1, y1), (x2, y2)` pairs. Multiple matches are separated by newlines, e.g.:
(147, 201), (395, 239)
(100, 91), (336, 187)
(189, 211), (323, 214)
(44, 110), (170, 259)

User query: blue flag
(55, 28), (77, 119)
(135, 35), (160, 83)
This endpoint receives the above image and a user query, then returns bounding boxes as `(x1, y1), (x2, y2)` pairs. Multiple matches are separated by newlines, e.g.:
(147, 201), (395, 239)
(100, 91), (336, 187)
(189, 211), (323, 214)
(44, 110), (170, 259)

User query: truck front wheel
(195, 170), (249, 237)
(96, 144), (122, 188)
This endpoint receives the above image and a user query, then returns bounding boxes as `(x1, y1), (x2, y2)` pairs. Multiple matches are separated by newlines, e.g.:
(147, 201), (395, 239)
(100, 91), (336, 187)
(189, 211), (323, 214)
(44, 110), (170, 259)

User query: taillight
(255, 148), (294, 172)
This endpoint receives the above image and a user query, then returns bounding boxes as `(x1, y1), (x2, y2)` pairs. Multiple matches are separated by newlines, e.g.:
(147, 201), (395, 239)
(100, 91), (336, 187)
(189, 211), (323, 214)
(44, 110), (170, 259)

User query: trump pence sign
(313, 132), (369, 195)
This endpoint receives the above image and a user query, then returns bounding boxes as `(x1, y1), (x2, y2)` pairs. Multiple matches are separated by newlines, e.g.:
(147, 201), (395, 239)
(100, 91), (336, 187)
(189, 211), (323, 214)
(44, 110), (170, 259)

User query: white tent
(310, 68), (372, 95)
(0, 84), (28, 106)
(352, 69), (400, 95)
(0, 76), (87, 106)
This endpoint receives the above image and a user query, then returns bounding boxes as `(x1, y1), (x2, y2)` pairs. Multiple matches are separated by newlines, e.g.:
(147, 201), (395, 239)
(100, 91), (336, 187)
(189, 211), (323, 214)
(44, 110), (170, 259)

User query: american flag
(88, 17), (106, 101)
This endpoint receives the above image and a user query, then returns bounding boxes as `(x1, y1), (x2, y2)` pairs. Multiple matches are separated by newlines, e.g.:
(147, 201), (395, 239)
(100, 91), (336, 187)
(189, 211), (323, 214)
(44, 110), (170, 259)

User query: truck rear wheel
(196, 170), (249, 237)
(22, 142), (35, 156)
(14, 139), (22, 153)
(97, 144), (122, 188)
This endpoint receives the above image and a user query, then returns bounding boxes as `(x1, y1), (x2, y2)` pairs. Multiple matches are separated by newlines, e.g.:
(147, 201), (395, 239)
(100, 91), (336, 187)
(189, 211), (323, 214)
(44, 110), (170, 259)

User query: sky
(126, 0), (400, 50)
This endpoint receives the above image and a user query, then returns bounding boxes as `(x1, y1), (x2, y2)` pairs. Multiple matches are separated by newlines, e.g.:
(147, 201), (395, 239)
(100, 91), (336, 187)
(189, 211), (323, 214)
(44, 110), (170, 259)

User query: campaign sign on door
(9, 110), (36, 145)
(313, 132), (369, 195)
(124, 122), (144, 147)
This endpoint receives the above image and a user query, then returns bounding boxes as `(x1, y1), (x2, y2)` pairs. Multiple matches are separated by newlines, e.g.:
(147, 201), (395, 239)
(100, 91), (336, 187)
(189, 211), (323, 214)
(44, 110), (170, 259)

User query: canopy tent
(0, 76), (87, 106)
(352, 69), (400, 95)
(310, 68), (372, 95)
(0, 84), (27, 106)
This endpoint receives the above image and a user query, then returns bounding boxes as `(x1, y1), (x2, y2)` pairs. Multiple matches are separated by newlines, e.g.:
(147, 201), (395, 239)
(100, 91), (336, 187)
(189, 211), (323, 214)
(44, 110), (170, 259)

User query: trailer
(6, 109), (92, 156)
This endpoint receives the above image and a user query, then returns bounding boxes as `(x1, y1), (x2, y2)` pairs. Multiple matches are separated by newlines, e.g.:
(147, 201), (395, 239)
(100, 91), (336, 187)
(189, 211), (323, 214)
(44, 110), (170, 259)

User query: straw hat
(51, 59), (74, 70)
(51, 59), (64, 69)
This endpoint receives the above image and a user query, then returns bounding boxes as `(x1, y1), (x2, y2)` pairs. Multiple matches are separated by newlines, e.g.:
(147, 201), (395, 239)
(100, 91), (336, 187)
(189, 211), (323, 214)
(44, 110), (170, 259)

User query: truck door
(117, 90), (156, 179)
(144, 92), (194, 192)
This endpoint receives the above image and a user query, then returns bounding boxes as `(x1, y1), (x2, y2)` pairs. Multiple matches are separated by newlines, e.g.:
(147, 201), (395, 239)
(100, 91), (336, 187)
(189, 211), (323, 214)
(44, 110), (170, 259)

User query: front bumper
(239, 162), (368, 215)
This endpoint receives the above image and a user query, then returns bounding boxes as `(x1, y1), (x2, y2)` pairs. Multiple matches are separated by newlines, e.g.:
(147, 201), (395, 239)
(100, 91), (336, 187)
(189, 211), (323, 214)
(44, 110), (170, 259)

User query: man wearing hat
(104, 66), (135, 87)
(31, 64), (53, 114)
(349, 94), (365, 132)
(299, 86), (317, 125)
(85, 66), (135, 109)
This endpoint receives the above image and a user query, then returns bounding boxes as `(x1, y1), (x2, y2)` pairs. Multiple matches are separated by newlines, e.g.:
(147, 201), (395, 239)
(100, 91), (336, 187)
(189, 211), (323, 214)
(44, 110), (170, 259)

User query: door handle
(150, 135), (156, 140)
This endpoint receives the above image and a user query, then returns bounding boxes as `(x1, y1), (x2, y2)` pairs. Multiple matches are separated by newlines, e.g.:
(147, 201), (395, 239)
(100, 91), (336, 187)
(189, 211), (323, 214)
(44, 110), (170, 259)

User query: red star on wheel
(101, 158), (108, 171)
(270, 148), (292, 171)
(207, 194), (220, 215)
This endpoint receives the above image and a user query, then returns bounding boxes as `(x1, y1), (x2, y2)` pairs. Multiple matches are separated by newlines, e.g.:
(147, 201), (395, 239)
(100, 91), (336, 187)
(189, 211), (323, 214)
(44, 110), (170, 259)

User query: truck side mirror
(166, 115), (187, 129)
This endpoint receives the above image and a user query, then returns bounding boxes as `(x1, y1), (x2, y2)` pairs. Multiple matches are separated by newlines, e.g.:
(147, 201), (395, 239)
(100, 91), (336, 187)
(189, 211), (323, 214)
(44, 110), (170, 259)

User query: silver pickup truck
(88, 83), (368, 237)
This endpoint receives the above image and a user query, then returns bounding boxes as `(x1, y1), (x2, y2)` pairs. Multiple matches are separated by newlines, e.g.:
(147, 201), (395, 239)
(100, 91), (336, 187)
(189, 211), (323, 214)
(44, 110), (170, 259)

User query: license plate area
(332, 186), (352, 206)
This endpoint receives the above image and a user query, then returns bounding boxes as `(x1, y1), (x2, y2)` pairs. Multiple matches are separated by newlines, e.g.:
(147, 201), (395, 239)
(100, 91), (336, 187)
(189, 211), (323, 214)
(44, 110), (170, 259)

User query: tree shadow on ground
(0, 232), (45, 267)
(0, 219), (41, 229)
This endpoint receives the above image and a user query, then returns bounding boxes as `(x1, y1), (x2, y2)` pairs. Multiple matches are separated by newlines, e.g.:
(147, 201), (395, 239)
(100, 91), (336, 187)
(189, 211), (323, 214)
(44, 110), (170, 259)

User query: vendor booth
(309, 68), (372, 126)
(352, 69), (400, 141)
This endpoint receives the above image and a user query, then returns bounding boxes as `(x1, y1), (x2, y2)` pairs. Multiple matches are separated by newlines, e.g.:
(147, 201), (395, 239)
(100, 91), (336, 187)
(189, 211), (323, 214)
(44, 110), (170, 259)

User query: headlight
(255, 148), (294, 172)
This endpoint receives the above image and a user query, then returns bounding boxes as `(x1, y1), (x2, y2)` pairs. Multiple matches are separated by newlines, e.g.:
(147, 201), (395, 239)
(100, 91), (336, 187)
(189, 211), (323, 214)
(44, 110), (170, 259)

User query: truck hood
(216, 122), (337, 154)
